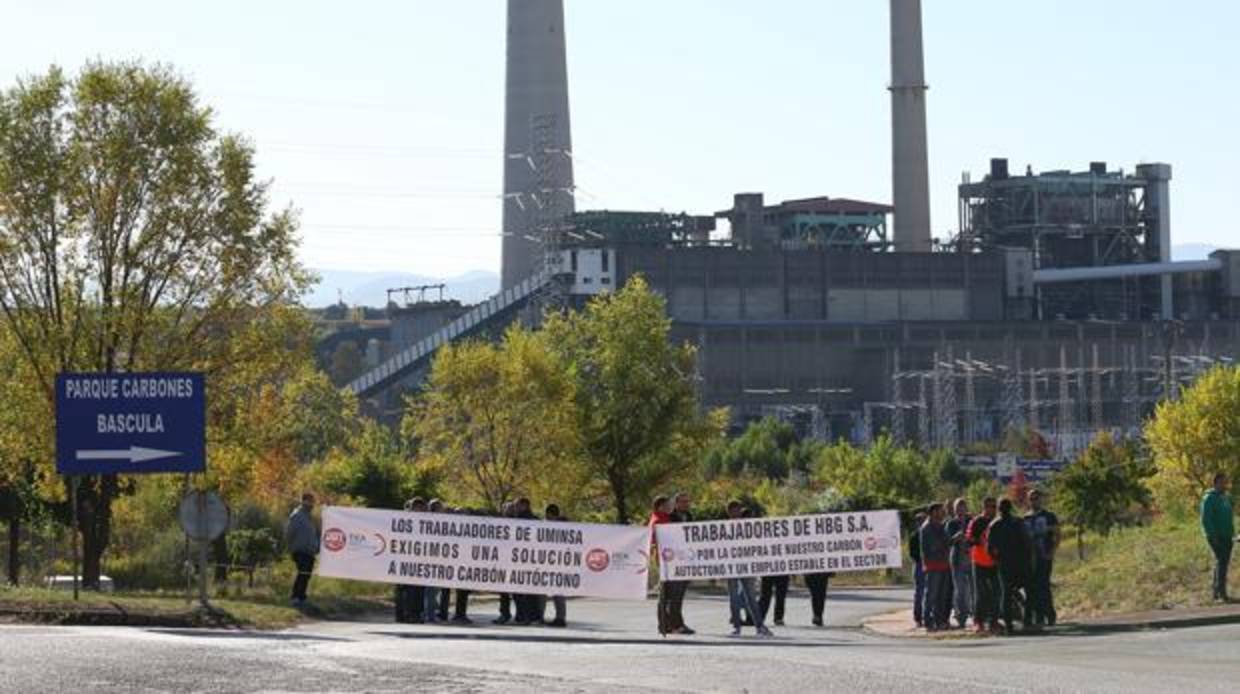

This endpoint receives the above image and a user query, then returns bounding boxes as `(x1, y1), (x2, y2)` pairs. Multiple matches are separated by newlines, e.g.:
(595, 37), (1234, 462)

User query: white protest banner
(316, 506), (651, 600)
(654, 510), (902, 581)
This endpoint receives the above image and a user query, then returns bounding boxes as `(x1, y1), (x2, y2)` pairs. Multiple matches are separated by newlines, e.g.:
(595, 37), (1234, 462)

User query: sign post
(178, 489), (229, 608)
(70, 477), (79, 601)
(55, 373), (206, 599)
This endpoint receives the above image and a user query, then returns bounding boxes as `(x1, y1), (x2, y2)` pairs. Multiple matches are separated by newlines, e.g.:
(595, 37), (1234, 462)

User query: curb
(861, 607), (1240, 639)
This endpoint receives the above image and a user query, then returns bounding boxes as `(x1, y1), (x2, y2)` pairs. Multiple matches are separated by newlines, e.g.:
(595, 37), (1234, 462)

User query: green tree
(304, 421), (425, 510)
(0, 325), (54, 585)
(1145, 365), (1240, 515)
(0, 62), (307, 588)
(815, 436), (936, 511)
(542, 276), (725, 522)
(328, 340), (364, 385)
(406, 325), (581, 513)
(703, 417), (821, 481)
(1053, 432), (1153, 557)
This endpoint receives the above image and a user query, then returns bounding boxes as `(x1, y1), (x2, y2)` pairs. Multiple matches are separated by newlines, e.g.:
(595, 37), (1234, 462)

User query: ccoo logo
(585, 548), (610, 572)
(323, 527), (347, 552)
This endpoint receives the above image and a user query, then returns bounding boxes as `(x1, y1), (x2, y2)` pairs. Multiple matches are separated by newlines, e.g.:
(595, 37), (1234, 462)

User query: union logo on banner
(323, 528), (347, 552)
(585, 548), (610, 572)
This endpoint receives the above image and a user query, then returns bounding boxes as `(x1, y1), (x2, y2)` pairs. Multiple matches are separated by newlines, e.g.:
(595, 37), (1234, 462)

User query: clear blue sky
(3, 1), (1237, 276)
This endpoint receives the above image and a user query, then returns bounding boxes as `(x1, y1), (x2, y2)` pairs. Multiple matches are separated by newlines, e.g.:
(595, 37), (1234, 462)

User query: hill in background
(306, 269), (499, 308)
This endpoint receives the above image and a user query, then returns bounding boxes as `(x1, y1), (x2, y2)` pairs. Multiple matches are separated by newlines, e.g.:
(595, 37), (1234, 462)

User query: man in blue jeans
(919, 503), (951, 631)
(909, 510), (927, 626)
(725, 501), (773, 637)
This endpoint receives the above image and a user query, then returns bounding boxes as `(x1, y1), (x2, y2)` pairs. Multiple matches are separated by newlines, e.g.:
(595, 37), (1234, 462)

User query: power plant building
(348, 0), (1240, 460)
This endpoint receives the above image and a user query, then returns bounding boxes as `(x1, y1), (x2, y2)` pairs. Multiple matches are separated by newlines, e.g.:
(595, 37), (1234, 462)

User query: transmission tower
(962, 351), (977, 446)
(1090, 344), (1104, 428)
(1123, 344), (1141, 435)
(933, 348), (958, 450)
(918, 373), (929, 446)
(1002, 348), (1024, 435)
(1057, 345), (1073, 447)
(890, 349), (906, 445)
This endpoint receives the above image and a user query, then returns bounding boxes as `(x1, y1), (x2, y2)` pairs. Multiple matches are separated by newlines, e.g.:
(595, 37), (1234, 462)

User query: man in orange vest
(967, 497), (999, 634)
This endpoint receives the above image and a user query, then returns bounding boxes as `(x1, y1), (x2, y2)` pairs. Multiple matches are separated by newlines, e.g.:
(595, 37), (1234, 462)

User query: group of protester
(287, 490), (834, 636)
(648, 493), (835, 638)
(910, 489), (1059, 635)
(393, 496), (571, 628)
(286, 471), (1238, 637)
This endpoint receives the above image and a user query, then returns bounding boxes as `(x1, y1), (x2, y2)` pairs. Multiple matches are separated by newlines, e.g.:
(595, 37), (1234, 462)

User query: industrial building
(348, 0), (1240, 460)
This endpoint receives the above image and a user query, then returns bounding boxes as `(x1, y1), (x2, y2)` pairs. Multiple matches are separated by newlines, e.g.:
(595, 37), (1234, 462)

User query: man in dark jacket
(1023, 489), (1060, 627)
(544, 503), (569, 627)
(968, 497), (1000, 634)
(512, 497), (543, 625)
(909, 510), (927, 627)
(1200, 473), (1235, 602)
(662, 492), (696, 635)
(804, 571), (833, 627)
(987, 498), (1031, 635)
(919, 503), (951, 631)
(285, 493), (319, 607)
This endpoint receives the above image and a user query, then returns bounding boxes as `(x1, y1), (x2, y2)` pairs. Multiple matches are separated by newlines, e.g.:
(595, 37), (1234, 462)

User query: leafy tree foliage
(304, 421), (426, 511)
(0, 62), (308, 587)
(542, 276), (725, 522)
(703, 417), (820, 481)
(814, 436), (937, 511)
(1145, 366), (1240, 514)
(1052, 432), (1153, 544)
(406, 325), (580, 513)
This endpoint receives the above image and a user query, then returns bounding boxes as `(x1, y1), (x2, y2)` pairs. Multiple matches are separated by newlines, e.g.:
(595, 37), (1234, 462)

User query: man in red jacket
(968, 497), (999, 633)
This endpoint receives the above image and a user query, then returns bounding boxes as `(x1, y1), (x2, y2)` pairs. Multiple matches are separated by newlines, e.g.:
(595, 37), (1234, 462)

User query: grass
(0, 581), (391, 630)
(1054, 519), (1238, 619)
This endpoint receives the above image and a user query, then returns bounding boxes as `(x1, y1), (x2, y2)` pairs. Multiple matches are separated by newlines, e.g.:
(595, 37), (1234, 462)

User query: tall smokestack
(502, 0), (575, 289)
(889, 0), (932, 253)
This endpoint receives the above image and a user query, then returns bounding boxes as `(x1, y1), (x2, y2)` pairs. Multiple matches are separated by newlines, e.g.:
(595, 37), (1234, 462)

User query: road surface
(2, 589), (1238, 693)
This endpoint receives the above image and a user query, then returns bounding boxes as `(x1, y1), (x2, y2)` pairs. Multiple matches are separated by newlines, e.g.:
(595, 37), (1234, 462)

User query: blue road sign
(55, 372), (205, 475)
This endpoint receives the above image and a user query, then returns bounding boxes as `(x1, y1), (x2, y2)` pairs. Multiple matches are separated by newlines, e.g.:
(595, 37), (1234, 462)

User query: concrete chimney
(501, 0), (576, 289)
(889, 0), (932, 253)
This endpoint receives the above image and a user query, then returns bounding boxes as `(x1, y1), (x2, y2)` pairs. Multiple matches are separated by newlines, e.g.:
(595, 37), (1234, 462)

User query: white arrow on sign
(75, 446), (181, 463)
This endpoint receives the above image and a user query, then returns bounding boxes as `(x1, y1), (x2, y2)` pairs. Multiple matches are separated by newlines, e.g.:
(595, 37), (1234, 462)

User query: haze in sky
(2, 1), (1236, 276)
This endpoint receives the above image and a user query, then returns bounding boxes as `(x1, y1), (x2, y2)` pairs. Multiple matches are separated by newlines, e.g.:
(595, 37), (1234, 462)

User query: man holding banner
(317, 504), (651, 603)
(653, 501), (903, 635)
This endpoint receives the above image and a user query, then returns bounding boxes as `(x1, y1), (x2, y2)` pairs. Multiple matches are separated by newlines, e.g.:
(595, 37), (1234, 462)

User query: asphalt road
(2, 588), (1239, 693)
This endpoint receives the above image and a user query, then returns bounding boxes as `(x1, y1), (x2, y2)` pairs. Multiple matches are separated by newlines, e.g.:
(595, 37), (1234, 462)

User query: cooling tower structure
(501, 0), (576, 290)
(889, 0), (933, 252)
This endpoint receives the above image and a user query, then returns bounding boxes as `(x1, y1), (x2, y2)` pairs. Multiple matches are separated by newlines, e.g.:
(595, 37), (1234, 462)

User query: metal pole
(183, 473), (191, 605)
(70, 476), (79, 601)
(197, 485), (208, 607)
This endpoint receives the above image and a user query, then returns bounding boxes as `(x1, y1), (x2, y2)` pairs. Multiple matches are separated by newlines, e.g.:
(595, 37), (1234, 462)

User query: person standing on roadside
(919, 503), (951, 631)
(988, 498), (1031, 635)
(725, 501), (773, 638)
(494, 501), (516, 625)
(285, 493), (319, 607)
(544, 503), (569, 627)
(946, 498), (974, 629)
(909, 510), (927, 627)
(650, 495), (673, 636)
(1201, 472), (1235, 602)
(512, 497), (544, 625)
(804, 571), (833, 627)
(968, 497), (999, 634)
(663, 492), (696, 635)
(1023, 489), (1060, 627)
(394, 497), (424, 623)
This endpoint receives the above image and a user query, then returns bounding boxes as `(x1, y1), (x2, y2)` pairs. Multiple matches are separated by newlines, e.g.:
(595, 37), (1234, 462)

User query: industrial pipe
(1031, 259), (1222, 284)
